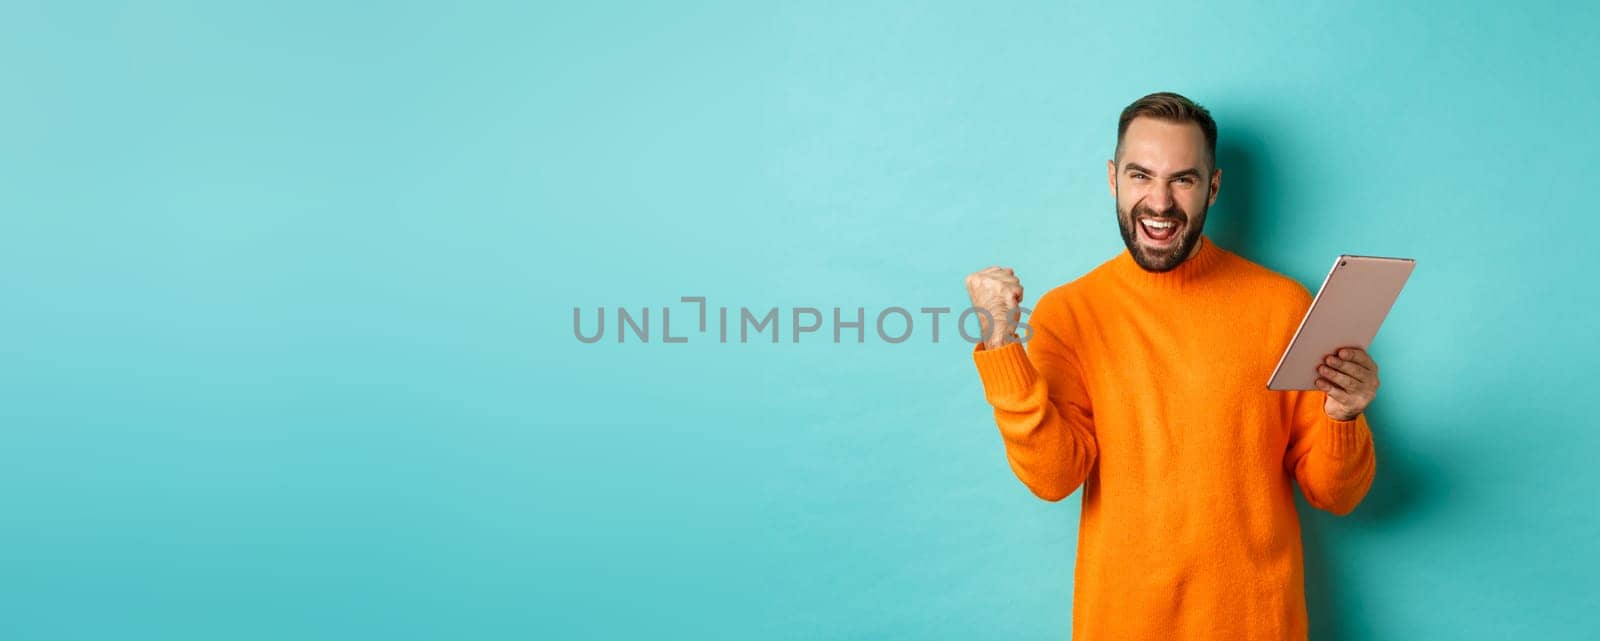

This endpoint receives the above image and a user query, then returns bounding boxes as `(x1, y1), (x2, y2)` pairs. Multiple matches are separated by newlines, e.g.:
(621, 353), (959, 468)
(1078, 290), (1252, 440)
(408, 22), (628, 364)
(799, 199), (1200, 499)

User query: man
(964, 92), (1379, 640)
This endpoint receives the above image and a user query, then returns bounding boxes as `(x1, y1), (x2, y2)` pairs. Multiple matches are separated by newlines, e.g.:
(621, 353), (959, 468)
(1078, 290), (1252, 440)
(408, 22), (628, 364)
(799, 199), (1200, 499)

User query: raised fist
(965, 266), (1024, 349)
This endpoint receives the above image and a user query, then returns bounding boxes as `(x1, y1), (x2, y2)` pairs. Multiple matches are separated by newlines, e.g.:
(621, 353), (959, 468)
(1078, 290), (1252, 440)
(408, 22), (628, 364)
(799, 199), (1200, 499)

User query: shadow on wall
(1212, 130), (1440, 641)
(1206, 133), (1268, 258)
(1297, 401), (1436, 641)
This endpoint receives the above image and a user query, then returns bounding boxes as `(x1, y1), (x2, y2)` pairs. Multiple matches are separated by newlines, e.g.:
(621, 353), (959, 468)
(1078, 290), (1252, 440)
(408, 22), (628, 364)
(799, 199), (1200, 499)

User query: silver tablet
(1267, 254), (1416, 391)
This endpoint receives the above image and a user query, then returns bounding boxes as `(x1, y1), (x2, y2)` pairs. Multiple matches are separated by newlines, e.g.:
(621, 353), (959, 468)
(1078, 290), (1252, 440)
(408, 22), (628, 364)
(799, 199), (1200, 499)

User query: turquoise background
(4, 1), (1596, 639)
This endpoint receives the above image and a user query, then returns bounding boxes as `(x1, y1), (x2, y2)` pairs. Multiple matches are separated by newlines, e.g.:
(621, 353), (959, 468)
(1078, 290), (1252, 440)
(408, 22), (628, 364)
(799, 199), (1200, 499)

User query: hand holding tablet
(1267, 255), (1416, 392)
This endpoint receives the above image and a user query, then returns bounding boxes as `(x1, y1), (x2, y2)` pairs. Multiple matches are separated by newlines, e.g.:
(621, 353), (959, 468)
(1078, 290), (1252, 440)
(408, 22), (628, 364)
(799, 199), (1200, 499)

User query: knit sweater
(972, 234), (1376, 641)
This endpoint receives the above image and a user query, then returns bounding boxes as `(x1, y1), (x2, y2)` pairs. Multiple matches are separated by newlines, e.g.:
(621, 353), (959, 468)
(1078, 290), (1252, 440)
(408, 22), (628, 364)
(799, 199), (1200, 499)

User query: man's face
(1107, 117), (1222, 272)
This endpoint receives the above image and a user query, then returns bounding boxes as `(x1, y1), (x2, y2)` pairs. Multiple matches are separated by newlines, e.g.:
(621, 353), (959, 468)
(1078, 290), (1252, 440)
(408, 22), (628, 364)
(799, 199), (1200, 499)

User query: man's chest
(1069, 302), (1289, 457)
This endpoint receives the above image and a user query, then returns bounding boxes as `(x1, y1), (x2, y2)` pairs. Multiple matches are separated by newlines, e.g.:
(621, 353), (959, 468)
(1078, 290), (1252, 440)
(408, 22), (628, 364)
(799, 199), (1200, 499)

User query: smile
(1138, 217), (1183, 246)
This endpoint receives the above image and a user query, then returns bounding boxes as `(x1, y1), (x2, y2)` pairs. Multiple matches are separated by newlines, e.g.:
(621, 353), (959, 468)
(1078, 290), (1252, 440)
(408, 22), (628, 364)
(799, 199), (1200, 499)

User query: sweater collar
(1111, 233), (1227, 291)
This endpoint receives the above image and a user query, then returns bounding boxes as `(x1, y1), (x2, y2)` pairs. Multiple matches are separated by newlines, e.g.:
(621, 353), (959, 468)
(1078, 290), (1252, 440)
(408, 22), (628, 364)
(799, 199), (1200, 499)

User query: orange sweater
(973, 235), (1376, 640)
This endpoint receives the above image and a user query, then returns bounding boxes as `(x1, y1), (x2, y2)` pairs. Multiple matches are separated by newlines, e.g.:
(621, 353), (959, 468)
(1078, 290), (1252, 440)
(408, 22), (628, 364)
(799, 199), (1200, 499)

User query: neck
(1112, 234), (1227, 292)
(1179, 235), (1204, 262)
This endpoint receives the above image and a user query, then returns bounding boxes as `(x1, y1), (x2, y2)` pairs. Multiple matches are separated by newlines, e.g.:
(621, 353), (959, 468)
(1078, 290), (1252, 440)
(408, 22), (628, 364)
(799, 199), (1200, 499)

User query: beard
(1116, 199), (1208, 273)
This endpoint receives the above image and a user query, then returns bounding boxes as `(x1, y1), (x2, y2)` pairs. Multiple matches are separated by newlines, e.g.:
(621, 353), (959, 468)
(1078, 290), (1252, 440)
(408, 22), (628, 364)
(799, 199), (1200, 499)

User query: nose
(1144, 180), (1173, 213)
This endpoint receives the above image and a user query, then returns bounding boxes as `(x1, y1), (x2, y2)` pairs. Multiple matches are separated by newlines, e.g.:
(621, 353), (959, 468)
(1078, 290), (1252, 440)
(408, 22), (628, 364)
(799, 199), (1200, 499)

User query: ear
(1207, 167), (1222, 207)
(1106, 159), (1117, 198)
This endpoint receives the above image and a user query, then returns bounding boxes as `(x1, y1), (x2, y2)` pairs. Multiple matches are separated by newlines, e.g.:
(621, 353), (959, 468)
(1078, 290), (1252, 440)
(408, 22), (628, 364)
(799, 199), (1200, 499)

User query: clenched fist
(965, 266), (1024, 349)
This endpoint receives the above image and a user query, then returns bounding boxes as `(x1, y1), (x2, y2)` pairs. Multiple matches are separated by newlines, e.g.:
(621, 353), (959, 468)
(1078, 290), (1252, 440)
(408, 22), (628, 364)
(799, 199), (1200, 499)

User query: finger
(1316, 378), (1357, 404)
(1336, 347), (1368, 363)
(1323, 354), (1371, 381)
(1324, 380), (1375, 409)
(1338, 347), (1378, 372)
(1317, 366), (1360, 391)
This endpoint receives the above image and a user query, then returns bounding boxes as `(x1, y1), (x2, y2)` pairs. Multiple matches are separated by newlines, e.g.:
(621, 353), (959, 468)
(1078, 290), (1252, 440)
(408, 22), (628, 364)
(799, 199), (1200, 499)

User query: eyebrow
(1124, 163), (1204, 180)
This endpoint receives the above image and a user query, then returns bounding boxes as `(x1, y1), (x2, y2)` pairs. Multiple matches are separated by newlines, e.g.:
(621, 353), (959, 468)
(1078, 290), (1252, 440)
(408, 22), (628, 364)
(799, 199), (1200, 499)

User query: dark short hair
(1115, 92), (1218, 167)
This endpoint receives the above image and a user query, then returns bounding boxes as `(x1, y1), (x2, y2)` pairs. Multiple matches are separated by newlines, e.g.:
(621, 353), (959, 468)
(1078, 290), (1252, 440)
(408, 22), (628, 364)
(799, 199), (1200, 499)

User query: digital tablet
(1266, 254), (1416, 391)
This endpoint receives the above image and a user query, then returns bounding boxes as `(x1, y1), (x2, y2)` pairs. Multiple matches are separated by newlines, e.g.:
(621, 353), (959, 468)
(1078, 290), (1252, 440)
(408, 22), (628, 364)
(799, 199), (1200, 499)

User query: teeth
(1143, 219), (1175, 229)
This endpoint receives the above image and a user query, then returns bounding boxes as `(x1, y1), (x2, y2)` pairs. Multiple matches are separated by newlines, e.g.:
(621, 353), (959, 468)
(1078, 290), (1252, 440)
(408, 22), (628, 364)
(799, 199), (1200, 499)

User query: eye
(1130, 172), (1149, 181)
(1174, 176), (1194, 186)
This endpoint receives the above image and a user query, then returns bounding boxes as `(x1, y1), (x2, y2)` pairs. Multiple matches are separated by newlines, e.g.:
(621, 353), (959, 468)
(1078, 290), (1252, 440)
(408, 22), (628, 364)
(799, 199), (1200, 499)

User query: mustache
(1129, 202), (1188, 222)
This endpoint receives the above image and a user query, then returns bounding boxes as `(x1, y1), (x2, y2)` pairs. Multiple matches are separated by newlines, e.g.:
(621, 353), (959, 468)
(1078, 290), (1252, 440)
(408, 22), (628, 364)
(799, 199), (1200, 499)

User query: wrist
(984, 332), (1019, 350)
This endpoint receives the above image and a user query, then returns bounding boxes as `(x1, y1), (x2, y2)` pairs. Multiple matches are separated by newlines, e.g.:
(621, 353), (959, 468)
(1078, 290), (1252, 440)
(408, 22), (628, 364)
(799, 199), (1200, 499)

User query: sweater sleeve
(971, 301), (1098, 502)
(1283, 389), (1377, 516)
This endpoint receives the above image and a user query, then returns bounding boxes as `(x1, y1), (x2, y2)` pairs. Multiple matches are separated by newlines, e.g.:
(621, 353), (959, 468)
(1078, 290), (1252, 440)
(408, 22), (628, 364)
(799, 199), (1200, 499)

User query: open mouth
(1137, 216), (1183, 248)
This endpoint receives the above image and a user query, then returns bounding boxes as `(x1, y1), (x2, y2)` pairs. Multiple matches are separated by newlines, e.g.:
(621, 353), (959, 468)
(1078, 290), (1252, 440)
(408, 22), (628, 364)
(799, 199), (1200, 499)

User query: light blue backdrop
(3, 2), (1595, 639)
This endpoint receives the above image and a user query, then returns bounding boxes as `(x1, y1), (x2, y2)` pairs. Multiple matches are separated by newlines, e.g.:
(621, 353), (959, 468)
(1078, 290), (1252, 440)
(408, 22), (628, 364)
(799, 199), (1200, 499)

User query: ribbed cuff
(972, 340), (1038, 403)
(1324, 413), (1372, 457)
